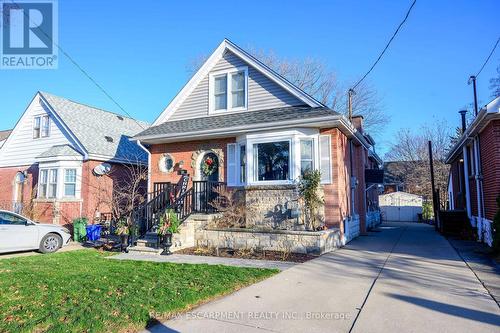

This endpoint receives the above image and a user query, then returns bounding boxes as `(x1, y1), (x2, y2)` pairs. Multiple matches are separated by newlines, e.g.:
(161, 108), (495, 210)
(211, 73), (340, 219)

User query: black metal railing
(192, 181), (226, 214)
(131, 180), (226, 241)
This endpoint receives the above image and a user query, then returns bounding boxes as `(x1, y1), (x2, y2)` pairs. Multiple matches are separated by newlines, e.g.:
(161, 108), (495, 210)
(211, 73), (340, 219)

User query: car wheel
(39, 233), (62, 253)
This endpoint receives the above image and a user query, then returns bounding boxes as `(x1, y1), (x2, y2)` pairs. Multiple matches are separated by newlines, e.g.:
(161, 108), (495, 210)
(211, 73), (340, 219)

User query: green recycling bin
(72, 218), (88, 242)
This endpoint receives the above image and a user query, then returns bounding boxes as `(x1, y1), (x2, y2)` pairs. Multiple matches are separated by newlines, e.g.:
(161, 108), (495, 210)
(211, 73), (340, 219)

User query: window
(41, 115), (50, 137)
(33, 116), (41, 138)
(48, 169), (58, 198)
(240, 145), (246, 183)
(231, 72), (245, 108)
(214, 75), (227, 111)
(33, 115), (49, 138)
(253, 141), (290, 181)
(0, 212), (26, 225)
(39, 169), (48, 198)
(319, 135), (332, 184)
(300, 139), (314, 176)
(64, 169), (77, 197)
(210, 67), (247, 113)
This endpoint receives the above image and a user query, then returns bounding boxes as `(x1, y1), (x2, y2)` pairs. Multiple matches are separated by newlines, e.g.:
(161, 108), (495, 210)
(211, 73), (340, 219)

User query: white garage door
(380, 192), (423, 222)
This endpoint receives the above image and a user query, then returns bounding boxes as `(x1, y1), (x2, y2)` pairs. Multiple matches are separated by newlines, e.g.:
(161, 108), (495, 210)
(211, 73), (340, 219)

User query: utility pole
(428, 140), (438, 231)
(468, 75), (479, 116)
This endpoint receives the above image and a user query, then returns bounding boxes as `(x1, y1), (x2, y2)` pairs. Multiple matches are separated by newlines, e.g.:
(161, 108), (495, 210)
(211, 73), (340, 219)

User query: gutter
(136, 114), (372, 149)
(136, 140), (152, 199)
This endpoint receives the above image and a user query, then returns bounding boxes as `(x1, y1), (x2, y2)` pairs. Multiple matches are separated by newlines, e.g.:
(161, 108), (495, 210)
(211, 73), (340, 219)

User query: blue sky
(1, 0), (498, 156)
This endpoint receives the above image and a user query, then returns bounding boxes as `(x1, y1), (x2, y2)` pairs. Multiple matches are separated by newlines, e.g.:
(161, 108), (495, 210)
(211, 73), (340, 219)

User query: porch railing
(131, 180), (226, 239)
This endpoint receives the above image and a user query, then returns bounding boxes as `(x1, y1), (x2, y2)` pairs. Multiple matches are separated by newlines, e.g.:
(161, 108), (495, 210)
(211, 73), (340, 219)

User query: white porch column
(462, 145), (472, 220)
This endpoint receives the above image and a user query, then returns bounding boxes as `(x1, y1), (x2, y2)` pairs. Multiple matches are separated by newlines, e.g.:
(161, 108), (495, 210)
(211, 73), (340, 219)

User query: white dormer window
(209, 66), (248, 114)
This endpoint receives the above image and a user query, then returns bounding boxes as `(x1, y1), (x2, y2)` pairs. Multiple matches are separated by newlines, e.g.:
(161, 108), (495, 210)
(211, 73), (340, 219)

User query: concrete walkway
(111, 252), (296, 271)
(144, 222), (500, 333)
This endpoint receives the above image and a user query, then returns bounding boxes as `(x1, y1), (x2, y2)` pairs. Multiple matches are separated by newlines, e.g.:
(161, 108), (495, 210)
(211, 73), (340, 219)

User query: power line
(474, 37), (500, 78)
(8, 0), (146, 130)
(351, 0), (417, 91)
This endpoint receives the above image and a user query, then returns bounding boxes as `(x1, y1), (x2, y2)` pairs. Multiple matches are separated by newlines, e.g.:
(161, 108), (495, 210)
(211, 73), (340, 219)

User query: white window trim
(248, 137), (294, 186)
(319, 134), (332, 184)
(41, 115), (50, 138)
(37, 162), (82, 200)
(33, 115), (41, 139)
(33, 114), (50, 139)
(63, 168), (77, 198)
(299, 138), (315, 177)
(208, 66), (248, 115)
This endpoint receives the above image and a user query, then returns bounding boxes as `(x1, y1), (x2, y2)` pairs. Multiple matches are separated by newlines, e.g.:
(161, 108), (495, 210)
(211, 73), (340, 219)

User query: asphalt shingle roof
(40, 92), (148, 161)
(135, 106), (339, 138)
(0, 129), (12, 141)
(37, 144), (82, 158)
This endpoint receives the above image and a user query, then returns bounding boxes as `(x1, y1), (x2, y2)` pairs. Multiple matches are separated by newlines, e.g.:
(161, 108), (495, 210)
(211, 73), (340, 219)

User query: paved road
(145, 222), (500, 333)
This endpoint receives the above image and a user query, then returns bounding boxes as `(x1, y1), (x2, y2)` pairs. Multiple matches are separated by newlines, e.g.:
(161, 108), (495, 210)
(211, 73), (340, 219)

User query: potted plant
(115, 218), (130, 252)
(157, 209), (180, 255)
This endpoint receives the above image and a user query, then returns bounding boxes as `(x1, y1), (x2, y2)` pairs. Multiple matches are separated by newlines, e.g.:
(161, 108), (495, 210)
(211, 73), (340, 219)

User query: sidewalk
(111, 252), (296, 271)
(144, 222), (500, 333)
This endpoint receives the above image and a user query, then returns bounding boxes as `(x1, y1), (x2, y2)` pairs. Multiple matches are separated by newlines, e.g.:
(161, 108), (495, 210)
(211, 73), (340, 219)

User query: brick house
(133, 39), (383, 244)
(0, 92), (148, 226)
(446, 96), (500, 245)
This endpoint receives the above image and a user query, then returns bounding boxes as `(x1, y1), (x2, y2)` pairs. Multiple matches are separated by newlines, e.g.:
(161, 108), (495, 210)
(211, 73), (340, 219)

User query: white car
(0, 210), (72, 254)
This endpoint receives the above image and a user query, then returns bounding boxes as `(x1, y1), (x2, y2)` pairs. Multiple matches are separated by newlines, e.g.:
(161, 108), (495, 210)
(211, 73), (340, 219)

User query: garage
(379, 192), (423, 222)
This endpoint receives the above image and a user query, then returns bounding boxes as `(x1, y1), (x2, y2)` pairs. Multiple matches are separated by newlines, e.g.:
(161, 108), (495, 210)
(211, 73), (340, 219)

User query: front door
(200, 152), (219, 182)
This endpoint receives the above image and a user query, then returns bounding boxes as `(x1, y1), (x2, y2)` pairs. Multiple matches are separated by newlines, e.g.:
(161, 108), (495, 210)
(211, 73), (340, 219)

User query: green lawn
(0, 250), (278, 333)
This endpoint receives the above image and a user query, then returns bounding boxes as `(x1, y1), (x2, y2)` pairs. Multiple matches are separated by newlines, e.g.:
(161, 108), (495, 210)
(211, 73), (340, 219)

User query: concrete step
(127, 245), (163, 255)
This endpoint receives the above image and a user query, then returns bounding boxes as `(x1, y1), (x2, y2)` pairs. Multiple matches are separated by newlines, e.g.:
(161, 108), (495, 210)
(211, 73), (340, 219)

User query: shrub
(298, 170), (324, 230)
(422, 201), (433, 220)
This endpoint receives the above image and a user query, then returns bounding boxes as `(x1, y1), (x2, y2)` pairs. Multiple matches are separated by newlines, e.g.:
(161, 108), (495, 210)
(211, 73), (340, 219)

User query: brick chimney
(351, 115), (364, 133)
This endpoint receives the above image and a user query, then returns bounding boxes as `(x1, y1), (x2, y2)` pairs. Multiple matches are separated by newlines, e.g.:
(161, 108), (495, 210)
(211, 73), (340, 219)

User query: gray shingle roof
(0, 129), (12, 141)
(37, 144), (83, 158)
(39, 92), (148, 162)
(135, 106), (339, 138)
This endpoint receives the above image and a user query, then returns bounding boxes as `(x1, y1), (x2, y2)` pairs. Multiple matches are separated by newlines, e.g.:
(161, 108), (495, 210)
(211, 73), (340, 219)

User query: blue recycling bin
(85, 224), (102, 241)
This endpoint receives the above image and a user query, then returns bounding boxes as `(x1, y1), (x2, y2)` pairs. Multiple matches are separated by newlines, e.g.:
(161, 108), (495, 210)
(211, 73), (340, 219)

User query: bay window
(210, 67), (248, 113)
(253, 141), (290, 181)
(227, 131), (331, 186)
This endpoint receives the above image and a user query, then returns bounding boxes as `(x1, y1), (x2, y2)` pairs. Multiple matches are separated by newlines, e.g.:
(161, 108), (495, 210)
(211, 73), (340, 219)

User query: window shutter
(319, 135), (332, 184)
(227, 143), (237, 185)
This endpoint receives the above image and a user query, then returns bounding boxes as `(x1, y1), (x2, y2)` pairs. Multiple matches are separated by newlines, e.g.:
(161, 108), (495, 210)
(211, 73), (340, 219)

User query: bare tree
(489, 63), (500, 98)
(189, 48), (388, 135)
(384, 120), (451, 208)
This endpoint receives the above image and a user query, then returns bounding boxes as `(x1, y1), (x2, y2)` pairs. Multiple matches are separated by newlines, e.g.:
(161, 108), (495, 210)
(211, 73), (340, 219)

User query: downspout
(137, 140), (152, 201)
(462, 145), (472, 220)
(473, 137), (484, 240)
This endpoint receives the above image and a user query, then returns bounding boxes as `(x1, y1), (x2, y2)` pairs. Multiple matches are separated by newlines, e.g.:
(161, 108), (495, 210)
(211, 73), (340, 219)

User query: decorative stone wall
(343, 214), (360, 244)
(241, 184), (325, 231)
(195, 227), (341, 255)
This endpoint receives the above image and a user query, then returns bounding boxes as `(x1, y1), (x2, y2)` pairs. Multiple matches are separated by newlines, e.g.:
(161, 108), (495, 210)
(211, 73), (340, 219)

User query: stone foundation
(195, 227), (341, 255)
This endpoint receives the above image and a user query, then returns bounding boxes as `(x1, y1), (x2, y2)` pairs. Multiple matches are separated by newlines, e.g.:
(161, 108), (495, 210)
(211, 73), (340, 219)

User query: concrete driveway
(145, 222), (500, 333)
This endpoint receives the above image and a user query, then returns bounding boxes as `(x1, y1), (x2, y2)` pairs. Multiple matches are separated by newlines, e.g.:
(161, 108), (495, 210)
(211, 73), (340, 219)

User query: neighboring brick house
(0, 92), (148, 226)
(446, 96), (500, 246)
(133, 39), (383, 243)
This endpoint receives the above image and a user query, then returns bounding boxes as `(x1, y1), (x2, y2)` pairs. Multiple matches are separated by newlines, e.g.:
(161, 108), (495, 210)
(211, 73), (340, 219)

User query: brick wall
(150, 138), (236, 187)
(480, 119), (500, 220)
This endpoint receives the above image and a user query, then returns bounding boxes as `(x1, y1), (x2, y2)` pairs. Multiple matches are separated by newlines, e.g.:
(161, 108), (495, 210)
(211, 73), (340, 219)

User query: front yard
(0, 250), (277, 332)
